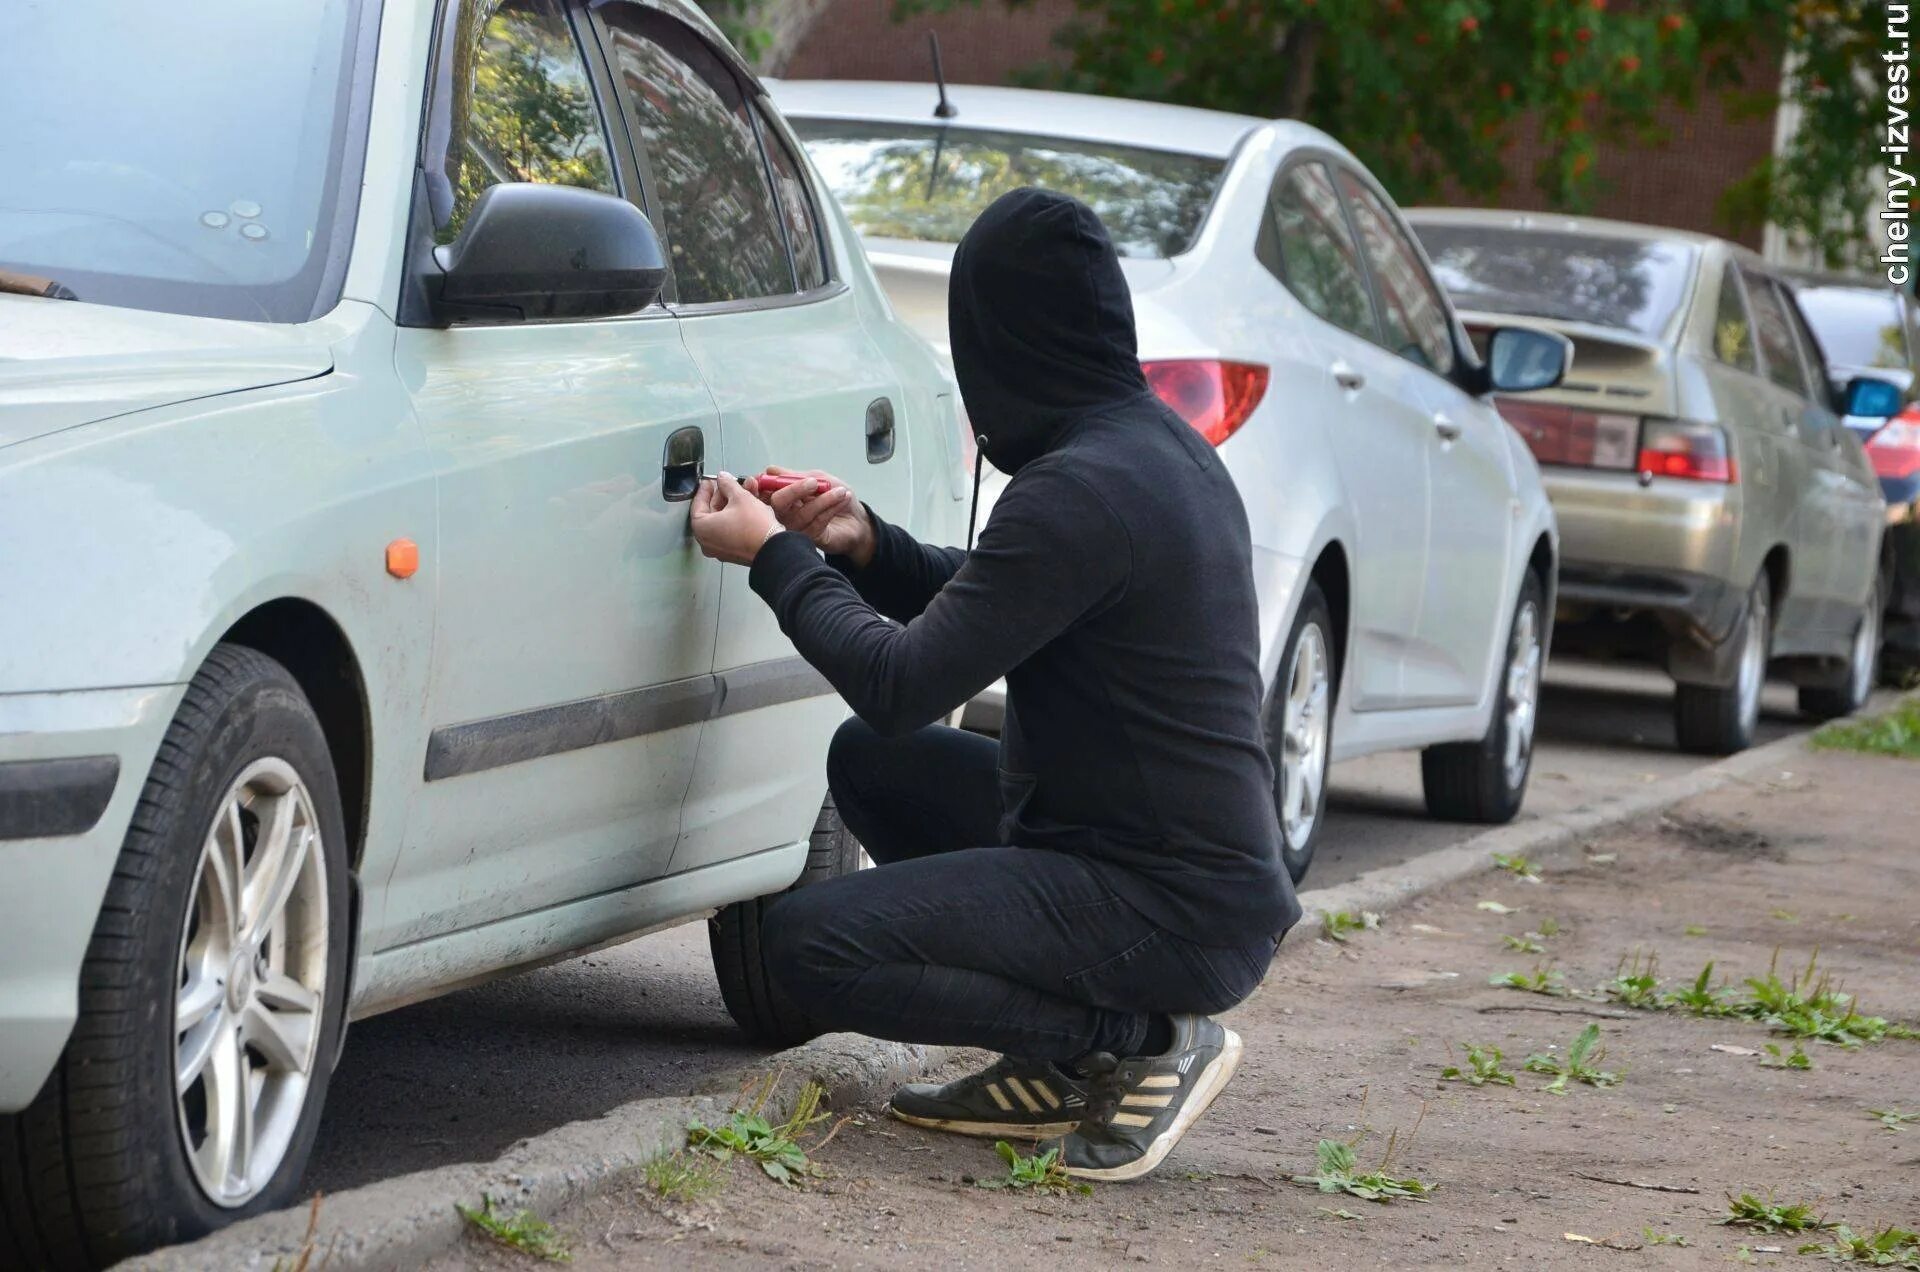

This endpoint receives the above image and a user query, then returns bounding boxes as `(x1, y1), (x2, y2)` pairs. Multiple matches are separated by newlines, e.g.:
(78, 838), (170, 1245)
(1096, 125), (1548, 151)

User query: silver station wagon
(1409, 211), (1894, 755)
(0, 0), (961, 1262)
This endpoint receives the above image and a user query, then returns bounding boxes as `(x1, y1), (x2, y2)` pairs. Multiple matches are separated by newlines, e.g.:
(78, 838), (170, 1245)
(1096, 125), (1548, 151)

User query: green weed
(458, 1196), (571, 1262)
(1490, 964), (1564, 996)
(1661, 961), (1739, 1017)
(1812, 698), (1920, 759)
(1760, 1042), (1812, 1070)
(1684, 924), (1709, 937)
(1736, 949), (1896, 1047)
(1643, 1227), (1691, 1247)
(978, 1141), (1090, 1196)
(1720, 1191), (1833, 1235)
(1798, 1224), (1920, 1267)
(1869, 1108), (1919, 1131)
(644, 1151), (725, 1201)
(1524, 1024), (1621, 1094)
(1502, 934), (1545, 954)
(1441, 1043), (1516, 1087)
(1605, 950), (1665, 1009)
(1289, 1135), (1432, 1204)
(688, 1080), (828, 1185)
(1492, 852), (1543, 881)
(1321, 909), (1381, 943)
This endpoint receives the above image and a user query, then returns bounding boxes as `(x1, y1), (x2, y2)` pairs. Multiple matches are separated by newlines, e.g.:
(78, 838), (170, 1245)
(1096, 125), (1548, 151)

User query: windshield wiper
(0, 269), (79, 300)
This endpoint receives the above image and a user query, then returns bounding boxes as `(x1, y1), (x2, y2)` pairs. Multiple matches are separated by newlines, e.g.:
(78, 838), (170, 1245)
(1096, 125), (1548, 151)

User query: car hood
(0, 294), (333, 451)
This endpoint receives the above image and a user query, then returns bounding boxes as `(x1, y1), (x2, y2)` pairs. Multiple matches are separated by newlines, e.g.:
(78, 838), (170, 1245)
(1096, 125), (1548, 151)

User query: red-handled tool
(748, 473), (840, 496)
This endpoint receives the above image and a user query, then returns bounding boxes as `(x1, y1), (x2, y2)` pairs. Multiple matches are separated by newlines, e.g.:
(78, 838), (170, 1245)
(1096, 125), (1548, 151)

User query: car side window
(1776, 282), (1836, 408)
(758, 108), (828, 292)
(1333, 169), (1456, 376)
(1712, 269), (1758, 373)
(437, 0), (618, 247)
(599, 8), (793, 304)
(1740, 267), (1812, 399)
(1263, 162), (1376, 343)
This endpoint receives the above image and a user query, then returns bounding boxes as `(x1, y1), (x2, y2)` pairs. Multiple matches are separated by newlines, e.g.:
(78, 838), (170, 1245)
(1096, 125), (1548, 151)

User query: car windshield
(1414, 224), (1697, 339)
(788, 119), (1225, 259)
(0, 1), (367, 323)
(1794, 285), (1910, 371)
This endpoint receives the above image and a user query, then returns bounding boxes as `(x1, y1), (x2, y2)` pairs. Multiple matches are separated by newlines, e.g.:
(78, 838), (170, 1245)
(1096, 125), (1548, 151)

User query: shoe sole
(1062, 1027), (1244, 1182)
(888, 1107), (1080, 1139)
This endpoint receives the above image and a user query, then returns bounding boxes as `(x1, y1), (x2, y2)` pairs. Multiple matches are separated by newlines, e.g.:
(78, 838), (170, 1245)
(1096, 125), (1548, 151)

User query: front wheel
(1674, 571), (1771, 755)
(1422, 570), (1545, 824)
(1264, 581), (1336, 884)
(711, 795), (864, 1047)
(0, 646), (350, 1269)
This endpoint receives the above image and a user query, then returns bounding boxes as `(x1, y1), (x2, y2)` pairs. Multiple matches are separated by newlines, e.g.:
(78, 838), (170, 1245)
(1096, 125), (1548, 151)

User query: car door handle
(866, 397), (896, 463)
(662, 425), (704, 502)
(1433, 413), (1462, 443)
(1331, 360), (1365, 392)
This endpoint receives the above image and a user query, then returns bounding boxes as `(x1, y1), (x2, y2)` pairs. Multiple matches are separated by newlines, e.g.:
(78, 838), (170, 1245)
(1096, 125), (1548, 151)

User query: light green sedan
(0, 0), (962, 1260)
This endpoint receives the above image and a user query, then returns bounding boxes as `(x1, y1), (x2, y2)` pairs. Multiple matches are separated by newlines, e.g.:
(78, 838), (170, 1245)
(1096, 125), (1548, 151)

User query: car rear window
(1414, 224), (1696, 339)
(788, 119), (1225, 259)
(1794, 285), (1910, 371)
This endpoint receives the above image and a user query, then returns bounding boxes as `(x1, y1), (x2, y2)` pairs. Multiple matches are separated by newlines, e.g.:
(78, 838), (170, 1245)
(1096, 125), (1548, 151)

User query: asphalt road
(303, 660), (1813, 1195)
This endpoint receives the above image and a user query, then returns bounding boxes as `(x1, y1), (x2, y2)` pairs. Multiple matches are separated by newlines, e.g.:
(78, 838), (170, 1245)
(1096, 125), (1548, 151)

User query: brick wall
(782, 4), (1781, 248)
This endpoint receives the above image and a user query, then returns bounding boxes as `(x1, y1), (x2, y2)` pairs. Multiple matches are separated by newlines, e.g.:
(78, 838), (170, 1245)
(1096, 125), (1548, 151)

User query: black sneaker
(889, 1055), (1087, 1138)
(1048, 1014), (1243, 1181)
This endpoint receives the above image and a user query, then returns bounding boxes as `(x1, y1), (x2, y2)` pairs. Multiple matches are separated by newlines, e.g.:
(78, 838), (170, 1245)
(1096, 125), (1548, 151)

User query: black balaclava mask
(948, 188), (1150, 476)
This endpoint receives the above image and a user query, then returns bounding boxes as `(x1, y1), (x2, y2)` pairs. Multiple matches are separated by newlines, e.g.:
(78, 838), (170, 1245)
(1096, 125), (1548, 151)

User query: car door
(1261, 158), (1429, 710)
(1777, 278), (1883, 632)
(587, 5), (910, 873)
(1333, 167), (1511, 707)
(383, 0), (724, 946)
(1741, 265), (1848, 648)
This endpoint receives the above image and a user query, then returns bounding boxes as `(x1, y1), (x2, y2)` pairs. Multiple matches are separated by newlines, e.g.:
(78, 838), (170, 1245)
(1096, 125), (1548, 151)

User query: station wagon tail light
(1143, 359), (1270, 446)
(1637, 419), (1736, 484)
(1493, 397), (1638, 470)
(1864, 417), (1920, 480)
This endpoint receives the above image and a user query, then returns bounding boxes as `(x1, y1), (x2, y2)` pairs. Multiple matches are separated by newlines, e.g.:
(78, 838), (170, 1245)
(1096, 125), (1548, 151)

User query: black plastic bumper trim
(0, 755), (121, 840)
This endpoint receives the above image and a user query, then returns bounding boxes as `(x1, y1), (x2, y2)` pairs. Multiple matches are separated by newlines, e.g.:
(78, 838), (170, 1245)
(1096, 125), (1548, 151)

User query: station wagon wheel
(1265, 580), (1336, 883)
(1799, 576), (1880, 721)
(1422, 569), (1545, 825)
(1675, 572), (1771, 755)
(0, 646), (349, 1266)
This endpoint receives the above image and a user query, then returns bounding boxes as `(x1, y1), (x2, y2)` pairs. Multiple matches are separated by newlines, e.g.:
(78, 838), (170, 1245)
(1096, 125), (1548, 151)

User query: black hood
(948, 188), (1150, 474)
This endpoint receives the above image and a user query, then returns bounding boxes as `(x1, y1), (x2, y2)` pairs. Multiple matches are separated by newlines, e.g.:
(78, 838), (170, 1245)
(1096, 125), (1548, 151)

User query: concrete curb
(123, 730), (1811, 1270)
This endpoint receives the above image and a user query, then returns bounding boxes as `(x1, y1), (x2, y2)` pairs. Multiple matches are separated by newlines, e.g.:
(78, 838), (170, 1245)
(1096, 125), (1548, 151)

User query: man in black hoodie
(688, 188), (1301, 1181)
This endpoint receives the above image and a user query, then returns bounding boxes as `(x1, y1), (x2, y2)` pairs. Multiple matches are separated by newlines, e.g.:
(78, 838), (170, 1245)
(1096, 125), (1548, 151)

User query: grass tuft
(1605, 949), (1664, 1009)
(1490, 964), (1564, 996)
(1440, 1042), (1516, 1088)
(978, 1141), (1091, 1196)
(1320, 909), (1381, 943)
(458, 1196), (571, 1263)
(644, 1151), (726, 1202)
(1720, 1191), (1834, 1235)
(688, 1080), (829, 1185)
(1524, 1023), (1621, 1094)
(1797, 1223), (1920, 1266)
(1492, 852), (1543, 882)
(1869, 1107), (1919, 1131)
(1760, 1041), (1812, 1070)
(1643, 1227), (1692, 1247)
(1812, 698), (1920, 759)
(1289, 1135), (1433, 1203)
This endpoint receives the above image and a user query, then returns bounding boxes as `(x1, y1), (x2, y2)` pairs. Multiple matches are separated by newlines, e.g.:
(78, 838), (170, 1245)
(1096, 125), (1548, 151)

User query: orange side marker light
(385, 537), (420, 579)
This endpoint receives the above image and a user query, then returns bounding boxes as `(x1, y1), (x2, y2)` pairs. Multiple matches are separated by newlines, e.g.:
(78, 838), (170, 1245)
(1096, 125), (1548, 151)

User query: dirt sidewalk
(434, 744), (1920, 1270)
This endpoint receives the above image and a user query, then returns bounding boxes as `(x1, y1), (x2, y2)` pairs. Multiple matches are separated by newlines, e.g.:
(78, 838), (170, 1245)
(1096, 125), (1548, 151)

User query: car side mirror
(1843, 374), (1904, 420)
(1486, 326), (1573, 394)
(430, 183), (668, 325)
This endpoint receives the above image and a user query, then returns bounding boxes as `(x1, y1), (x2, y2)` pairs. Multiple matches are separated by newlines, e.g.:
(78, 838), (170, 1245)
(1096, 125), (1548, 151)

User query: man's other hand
(748, 467), (875, 568)
(690, 473), (780, 565)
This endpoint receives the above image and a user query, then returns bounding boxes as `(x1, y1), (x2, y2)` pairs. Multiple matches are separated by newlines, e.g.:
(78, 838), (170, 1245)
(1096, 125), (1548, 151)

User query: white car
(0, 2), (960, 1261)
(770, 80), (1566, 878)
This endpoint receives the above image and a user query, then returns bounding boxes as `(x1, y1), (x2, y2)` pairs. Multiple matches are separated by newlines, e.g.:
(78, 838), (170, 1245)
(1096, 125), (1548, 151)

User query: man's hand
(690, 473), (780, 565)
(747, 467), (876, 568)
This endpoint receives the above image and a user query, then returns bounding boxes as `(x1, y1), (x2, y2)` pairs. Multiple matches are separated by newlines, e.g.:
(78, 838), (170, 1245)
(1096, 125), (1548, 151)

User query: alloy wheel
(1736, 586), (1769, 734)
(1502, 601), (1542, 790)
(1281, 624), (1331, 846)
(1849, 593), (1880, 704)
(173, 757), (330, 1208)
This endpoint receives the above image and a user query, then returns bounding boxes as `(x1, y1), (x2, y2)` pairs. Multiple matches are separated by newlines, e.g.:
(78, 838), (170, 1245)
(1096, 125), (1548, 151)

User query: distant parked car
(0, 1), (963, 1263)
(1408, 210), (1893, 753)
(1787, 272), (1920, 681)
(769, 80), (1567, 878)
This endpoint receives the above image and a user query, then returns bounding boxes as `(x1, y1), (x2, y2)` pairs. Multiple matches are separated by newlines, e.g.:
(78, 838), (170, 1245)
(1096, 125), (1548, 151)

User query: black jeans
(762, 718), (1277, 1062)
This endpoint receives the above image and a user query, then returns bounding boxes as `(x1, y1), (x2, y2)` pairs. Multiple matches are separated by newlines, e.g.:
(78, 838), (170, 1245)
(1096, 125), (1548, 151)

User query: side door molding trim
(422, 657), (836, 781)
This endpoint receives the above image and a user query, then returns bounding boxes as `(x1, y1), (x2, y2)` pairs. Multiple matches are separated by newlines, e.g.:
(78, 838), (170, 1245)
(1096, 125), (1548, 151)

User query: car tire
(1799, 577), (1880, 720)
(1263, 581), (1337, 884)
(1674, 571), (1772, 756)
(710, 795), (863, 1048)
(1421, 569), (1546, 825)
(0, 645), (349, 1269)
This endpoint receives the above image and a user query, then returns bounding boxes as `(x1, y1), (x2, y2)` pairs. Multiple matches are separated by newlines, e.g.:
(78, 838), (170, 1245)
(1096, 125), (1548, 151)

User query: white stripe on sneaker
(1138, 1074), (1181, 1089)
(987, 1083), (1014, 1112)
(1065, 1028), (1245, 1183)
(1109, 1112), (1154, 1128)
(1004, 1077), (1044, 1115)
(1121, 1092), (1174, 1108)
(1031, 1079), (1062, 1109)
